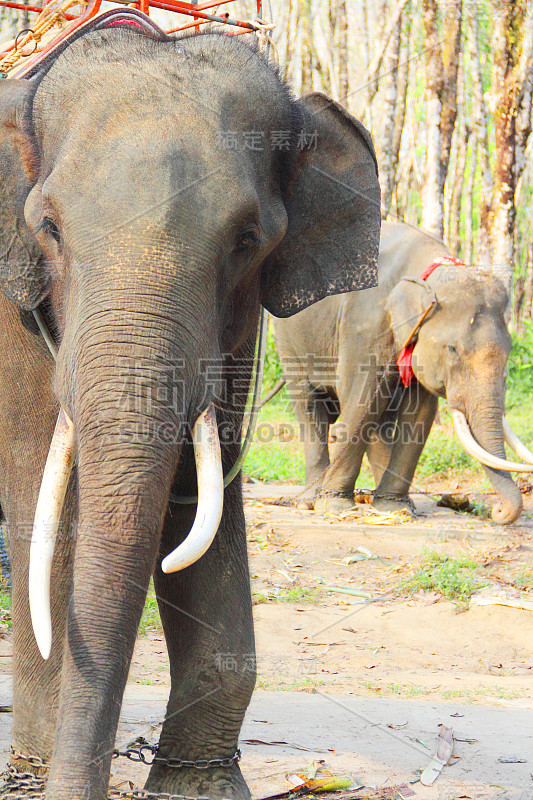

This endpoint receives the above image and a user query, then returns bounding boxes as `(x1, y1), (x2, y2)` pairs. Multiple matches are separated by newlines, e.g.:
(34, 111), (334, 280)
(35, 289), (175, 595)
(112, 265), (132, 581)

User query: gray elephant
(274, 220), (533, 525)
(0, 13), (381, 800)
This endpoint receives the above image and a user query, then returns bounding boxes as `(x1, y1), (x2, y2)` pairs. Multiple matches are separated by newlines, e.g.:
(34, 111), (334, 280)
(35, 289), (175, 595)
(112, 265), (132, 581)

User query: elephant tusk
(502, 416), (533, 466)
(451, 409), (533, 473)
(29, 408), (75, 660)
(161, 403), (223, 573)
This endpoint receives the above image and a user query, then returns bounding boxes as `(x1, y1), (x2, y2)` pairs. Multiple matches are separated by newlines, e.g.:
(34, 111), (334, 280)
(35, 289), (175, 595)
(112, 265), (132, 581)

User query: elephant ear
(387, 278), (436, 349)
(261, 92), (381, 318)
(0, 78), (45, 310)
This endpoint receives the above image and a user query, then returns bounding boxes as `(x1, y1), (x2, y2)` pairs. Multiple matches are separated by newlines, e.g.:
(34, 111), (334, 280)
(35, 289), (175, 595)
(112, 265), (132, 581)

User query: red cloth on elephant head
(396, 256), (466, 388)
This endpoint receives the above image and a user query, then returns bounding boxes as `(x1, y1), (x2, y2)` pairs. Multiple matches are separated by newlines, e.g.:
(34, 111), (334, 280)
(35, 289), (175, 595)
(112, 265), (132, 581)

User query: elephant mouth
(28, 403), (224, 660)
(450, 409), (533, 473)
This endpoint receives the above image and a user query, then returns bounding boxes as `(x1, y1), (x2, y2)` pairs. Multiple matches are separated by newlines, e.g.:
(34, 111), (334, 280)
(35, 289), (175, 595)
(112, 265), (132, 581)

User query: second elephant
(274, 220), (532, 524)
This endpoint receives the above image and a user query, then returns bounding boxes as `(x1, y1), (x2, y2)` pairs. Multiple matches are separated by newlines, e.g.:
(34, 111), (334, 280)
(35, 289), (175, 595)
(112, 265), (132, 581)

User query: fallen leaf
(325, 586), (373, 598)
(342, 554), (368, 564)
(498, 755), (527, 763)
(420, 725), (454, 786)
(303, 641), (345, 647)
(286, 766), (352, 792)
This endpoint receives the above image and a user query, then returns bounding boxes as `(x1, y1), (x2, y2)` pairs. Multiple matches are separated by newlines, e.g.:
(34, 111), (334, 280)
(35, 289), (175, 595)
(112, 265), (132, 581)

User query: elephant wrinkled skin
(0, 20), (381, 800)
(275, 220), (525, 525)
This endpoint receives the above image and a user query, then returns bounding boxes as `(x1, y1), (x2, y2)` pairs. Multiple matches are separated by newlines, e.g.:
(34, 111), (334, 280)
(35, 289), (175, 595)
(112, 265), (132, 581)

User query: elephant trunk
(458, 396), (523, 524)
(38, 304), (221, 798)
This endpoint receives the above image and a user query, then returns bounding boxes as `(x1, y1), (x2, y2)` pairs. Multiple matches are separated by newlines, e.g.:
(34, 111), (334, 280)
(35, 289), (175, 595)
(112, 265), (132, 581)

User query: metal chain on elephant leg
(266, 352), (401, 508)
(0, 748), (222, 800)
(108, 743), (241, 799)
(372, 491), (416, 512)
(108, 790), (210, 800)
(0, 748), (48, 798)
(0, 765), (46, 798)
(112, 741), (241, 770)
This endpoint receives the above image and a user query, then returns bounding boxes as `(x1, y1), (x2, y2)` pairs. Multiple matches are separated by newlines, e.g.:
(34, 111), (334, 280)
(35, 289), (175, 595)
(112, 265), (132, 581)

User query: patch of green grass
(439, 686), (528, 701)
(252, 592), (270, 604)
(512, 565), (533, 590)
(277, 587), (323, 602)
(139, 581), (162, 637)
(257, 675), (326, 691)
(251, 388), (294, 423)
(253, 587), (324, 604)
(400, 549), (485, 609)
(262, 322), (285, 392)
(0, 584), (11, 629)
(360, 681), (428, 698)
(360, 681), (528, 701)
(415, 402), (486, 479)
(468, 499), (492, 518)
(501, 406), (533, 454)
(418, 435), (477, 479)
(244, 442), (305, 484)
(507, 323), (533, 406)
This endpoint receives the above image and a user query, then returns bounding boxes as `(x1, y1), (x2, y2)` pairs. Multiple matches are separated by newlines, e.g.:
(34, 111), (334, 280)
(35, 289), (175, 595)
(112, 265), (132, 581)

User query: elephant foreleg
(8, 491), (75, 762)
(366, 430), (393, 486)
(316, 368), (395, 514)
(0, 298), (75, 768)
(365, 382), (407, 485)
(290, 382), (332, 491)
(373, 383), (438, 514)
(146, 479), (254, 800)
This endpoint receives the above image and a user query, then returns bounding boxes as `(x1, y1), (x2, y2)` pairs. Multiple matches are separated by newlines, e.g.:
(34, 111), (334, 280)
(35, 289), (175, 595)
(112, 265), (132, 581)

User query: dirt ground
(0, 480), (532, 798)
(242, 483), (533, 704)
(127, 482), (533, 703)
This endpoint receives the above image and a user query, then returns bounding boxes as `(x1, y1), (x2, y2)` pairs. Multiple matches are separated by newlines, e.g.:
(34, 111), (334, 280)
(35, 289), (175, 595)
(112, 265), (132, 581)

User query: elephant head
(388, 267), (529, 524)
(0, 16), (380, 799)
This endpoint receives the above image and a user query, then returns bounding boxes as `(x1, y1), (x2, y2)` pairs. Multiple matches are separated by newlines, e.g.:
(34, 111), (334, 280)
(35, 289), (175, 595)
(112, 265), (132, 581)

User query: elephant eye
(37, 217), (61, 246)
(235, 229), (260, 253)
(447, 345), (459, 360)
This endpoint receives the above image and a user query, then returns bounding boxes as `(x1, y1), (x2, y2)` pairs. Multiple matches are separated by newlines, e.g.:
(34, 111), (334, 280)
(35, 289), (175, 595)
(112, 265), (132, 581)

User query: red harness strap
(396, 256), (466, 388)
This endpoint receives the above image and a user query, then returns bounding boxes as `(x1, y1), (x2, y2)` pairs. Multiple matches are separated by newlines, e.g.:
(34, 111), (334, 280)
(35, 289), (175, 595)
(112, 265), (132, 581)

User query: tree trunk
(490, 0), (517, 292)
(336, 0), (349, 105)
(300, 0), (314, 94)
(379, 9), (402, 216)
(421, 0), (462, 239)
(487, 1), (533, 299)
(391, 7), (411, 171)
(464, 136), (477, 264)
(448, 62), (469, 257)
(464, 0), (492, 266)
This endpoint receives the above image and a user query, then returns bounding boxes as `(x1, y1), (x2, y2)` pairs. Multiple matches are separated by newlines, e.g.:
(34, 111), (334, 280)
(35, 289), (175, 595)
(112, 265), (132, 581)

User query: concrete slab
(0, 677), (530, 799)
